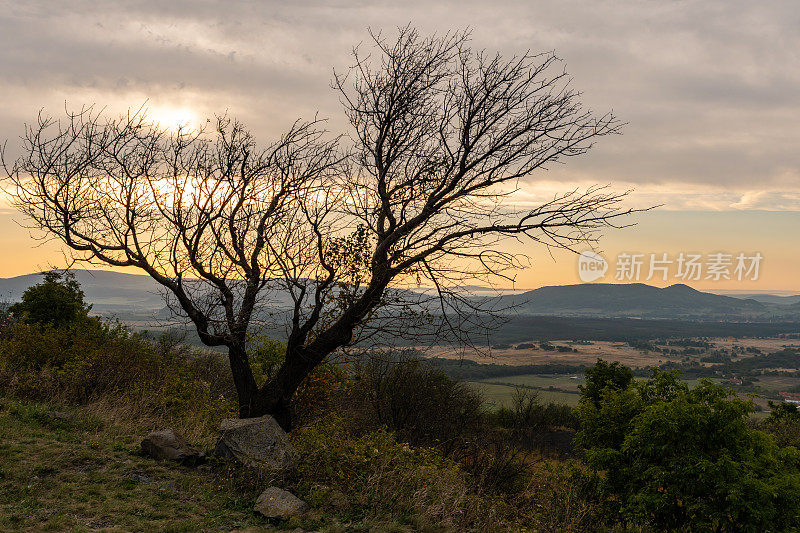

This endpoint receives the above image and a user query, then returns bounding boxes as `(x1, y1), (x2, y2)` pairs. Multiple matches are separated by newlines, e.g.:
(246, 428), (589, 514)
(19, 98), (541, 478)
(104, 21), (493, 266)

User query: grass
(467, 381), (580, 408)
(482, 374), (584, 391)
(0, 396), (492, 533)
(470, 375), (731, 410)
(0, 397), (277, 533)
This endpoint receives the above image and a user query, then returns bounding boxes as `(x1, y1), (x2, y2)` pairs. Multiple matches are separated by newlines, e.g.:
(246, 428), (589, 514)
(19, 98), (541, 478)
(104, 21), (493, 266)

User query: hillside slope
(490, 283), (768, 318)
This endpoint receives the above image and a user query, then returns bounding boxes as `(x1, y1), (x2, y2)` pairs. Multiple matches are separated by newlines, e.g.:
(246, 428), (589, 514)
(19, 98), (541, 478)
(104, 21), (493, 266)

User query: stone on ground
(214, 415), (297, 470)
(141, 428), (206, 466)
(253, 487), (309, 519)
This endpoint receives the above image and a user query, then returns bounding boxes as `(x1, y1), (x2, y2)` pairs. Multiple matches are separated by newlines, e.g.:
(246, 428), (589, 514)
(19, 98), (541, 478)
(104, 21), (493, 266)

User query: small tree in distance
(579, 358), (634, 405)
(9, 270), (92, 328)
(4, 27), (635, 429)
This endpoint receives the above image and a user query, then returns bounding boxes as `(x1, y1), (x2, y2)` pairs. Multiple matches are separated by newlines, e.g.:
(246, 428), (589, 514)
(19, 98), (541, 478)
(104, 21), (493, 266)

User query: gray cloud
(1, 0), (798, 202)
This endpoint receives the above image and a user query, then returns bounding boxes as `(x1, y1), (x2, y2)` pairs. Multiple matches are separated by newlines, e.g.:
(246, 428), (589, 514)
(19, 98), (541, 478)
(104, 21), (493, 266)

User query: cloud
(511, 181), (800, 212)
(0, 0), (798, 208)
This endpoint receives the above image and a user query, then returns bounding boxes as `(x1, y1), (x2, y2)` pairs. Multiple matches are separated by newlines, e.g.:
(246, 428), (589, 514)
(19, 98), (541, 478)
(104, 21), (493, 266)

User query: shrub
(578, 357), (633, 406)
(516, 461), (601, 532)
(0, 319), (237, 436)
(8, 271), (91, 328)
(291, 360), (349, 426)
(761, 401), (800, 448)
(351, 357), (546, 497)
(576, 364), (800, 531)
(494, 388), (578, 437)
(289, 416), (505, 530)
(248, 336), (286, 386)
(355, 357), (485, 455)
(0, 316), (114, 371)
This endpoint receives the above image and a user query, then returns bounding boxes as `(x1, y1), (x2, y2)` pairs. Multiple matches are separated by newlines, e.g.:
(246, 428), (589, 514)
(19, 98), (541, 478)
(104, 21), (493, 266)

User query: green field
(470, 374), (731, 409)
(482, 374), (584, 391)
(467, 381), (581, 408)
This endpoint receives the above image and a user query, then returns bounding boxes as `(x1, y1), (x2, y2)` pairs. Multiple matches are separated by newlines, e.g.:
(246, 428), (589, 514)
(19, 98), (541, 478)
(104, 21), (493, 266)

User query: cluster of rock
(140, 414), (308, 520)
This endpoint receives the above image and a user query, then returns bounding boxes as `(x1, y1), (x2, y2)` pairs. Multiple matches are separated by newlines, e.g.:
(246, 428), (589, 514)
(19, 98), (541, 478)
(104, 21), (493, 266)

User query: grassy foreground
(0, 398), (273, 533)
(7, 276), (798, 532)
(0, 395), (532, 533)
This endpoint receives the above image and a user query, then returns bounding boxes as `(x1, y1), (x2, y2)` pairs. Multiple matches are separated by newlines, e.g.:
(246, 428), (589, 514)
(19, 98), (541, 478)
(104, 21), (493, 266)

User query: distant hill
(2, 270), (798, 321)
(724, 293), (800, 305)
(487, 283), (773, 319)
(0, 270), (165, 312)
(0, 269), (312, 316)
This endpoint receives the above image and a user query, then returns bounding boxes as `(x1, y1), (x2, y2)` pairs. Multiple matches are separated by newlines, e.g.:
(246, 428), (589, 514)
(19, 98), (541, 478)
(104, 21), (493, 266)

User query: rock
(214, 416), (297, 470)
(141, 428), (205, 466)
(253, 487), (309, 519)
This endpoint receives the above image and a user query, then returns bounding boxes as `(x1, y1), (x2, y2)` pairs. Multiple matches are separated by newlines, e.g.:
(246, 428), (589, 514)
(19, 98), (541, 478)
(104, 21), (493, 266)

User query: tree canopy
(576, 364), (800, 530)
(3, 27), (634, 428)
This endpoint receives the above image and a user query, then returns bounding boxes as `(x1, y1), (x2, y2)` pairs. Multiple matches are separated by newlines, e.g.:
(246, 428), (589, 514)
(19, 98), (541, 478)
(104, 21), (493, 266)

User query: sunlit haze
(1, 0), (798, 291)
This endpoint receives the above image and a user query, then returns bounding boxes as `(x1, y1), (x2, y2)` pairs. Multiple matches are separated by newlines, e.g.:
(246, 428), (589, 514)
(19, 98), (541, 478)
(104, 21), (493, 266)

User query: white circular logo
(578, 251), (608, 282)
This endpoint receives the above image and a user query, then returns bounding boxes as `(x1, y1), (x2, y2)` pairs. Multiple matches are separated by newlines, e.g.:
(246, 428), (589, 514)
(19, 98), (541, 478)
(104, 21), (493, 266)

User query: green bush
(576, 364), (800, 531)
(578, 357), (633, 406)
(0, 316), (115, 371)
(761, 401), (800, 448)
(350, 357), (542, 497)
(8, 271), (91, 328)
(248, 336), (286, 386)
(0, 317), (237, 435)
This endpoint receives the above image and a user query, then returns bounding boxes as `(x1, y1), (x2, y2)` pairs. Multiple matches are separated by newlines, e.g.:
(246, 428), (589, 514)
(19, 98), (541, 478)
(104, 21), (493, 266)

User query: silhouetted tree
(4, 27), (633, 429)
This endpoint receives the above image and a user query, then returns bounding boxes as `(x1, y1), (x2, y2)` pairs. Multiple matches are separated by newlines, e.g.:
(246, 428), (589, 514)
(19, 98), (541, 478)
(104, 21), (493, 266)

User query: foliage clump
(0, 273), (238, 436)
(9, 270), (91, 328)
(760, 400), (800, 449)
(577, 359), (800, 531)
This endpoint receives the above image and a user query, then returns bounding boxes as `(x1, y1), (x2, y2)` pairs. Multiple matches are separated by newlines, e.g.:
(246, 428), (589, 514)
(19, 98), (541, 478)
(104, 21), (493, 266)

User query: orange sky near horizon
(1, 2), (799, 294)
(2, 206), (798, 293)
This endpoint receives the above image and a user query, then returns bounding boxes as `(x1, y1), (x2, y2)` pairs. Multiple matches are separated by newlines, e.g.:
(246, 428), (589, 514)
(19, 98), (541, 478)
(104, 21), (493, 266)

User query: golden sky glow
(2, 205), (798, 292)
(1, 1), (798, 292)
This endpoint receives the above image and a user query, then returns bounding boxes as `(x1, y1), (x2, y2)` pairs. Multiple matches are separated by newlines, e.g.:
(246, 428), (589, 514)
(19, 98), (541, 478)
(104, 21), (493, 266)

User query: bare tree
(3, 27), (634, 430)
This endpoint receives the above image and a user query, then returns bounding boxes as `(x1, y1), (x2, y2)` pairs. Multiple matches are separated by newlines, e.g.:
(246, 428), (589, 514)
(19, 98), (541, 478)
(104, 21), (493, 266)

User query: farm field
(482, 373), (584, 391)
(467, 381), (581, 408)
(469, 375), (775, 413)
(426, 339), (711, 367)
(483, 373), (724, 391)
(426, 337), (800, 369)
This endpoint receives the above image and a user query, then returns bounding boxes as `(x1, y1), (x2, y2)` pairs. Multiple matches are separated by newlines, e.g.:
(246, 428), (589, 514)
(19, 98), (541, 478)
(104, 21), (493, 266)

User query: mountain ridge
(1, 270), (797, 320)
(485, 282), (776, 319)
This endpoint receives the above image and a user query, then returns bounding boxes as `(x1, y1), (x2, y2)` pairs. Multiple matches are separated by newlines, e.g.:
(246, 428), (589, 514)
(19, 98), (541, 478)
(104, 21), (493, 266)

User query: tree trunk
(225, 341), (316, 430)
(248, 284), (384, 431)
(249, 345), (325, 431)
(226, 343), (259, 419)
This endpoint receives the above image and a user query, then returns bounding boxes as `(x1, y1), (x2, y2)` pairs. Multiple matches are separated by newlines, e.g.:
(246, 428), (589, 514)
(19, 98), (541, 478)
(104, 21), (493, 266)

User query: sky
(0, 0), (798, 291)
